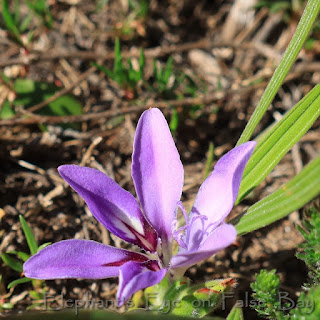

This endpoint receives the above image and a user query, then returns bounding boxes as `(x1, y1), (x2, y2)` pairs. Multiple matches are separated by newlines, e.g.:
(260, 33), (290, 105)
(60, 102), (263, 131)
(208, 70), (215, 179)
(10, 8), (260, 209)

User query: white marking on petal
(112, 219), (136, 240)
(128, 217), (145, 235)
(116, 212), (145, 236)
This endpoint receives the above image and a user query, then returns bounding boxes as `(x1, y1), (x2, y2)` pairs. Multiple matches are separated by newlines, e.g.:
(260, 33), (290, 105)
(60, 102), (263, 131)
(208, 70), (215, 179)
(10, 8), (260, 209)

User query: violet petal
(58, 165), (157, 252)
(170, 223), (236, 270)
(23, 239), (149, 280)
(132, 108), (184, 243)
(187, 141), (255, 249)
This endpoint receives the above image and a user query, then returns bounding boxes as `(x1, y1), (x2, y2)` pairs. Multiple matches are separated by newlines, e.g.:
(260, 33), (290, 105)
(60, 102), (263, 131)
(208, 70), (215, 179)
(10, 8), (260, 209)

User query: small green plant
(0, 77), (83, 131)
(251, 269), (289, 319)
(151, 57), (175, 99)
(1, 0), (34, 48)
(1, 215), (50, 289)
(251, 205), (320, 319)
(93, 38), (204, 108)
(1, 0), (52, 49)
(25, 0), (53, 29)
(291, 284), (320, 319)
(93, 38), (145, 98)
(296, 205), (320, 288)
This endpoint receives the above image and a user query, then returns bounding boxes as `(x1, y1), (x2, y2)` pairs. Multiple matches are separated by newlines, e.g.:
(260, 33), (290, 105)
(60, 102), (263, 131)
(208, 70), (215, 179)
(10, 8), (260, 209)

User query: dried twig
(80, 136), (103, 166)
(0, 81), (267, 126)
(0, 39), (281, 68)
(1, 57), (319, 127)
(22, 66), (96, 114)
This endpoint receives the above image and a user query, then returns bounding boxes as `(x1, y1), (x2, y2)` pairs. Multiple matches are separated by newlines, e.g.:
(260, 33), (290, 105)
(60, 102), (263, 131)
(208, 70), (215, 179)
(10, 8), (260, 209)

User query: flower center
(171, 201), (208, 249)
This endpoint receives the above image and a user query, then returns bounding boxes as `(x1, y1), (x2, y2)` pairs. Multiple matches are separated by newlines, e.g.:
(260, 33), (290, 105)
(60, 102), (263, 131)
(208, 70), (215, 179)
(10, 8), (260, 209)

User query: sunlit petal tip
(132, 108), (184, 242)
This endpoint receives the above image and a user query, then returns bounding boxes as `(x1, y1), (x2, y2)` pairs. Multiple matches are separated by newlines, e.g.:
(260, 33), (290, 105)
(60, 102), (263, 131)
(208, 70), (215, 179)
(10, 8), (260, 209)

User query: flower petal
(187, 141), (255, 249)
(170, 223), (236, 270)
(132, 108), (184, 243)
(58, 165), (157, 252)
(117, 261), (167, 306)
(23, 239), (149, 280)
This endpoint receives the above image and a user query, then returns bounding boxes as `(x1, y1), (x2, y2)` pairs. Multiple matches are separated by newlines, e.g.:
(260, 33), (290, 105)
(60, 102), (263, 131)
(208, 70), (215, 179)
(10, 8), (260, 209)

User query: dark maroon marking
(122, 220), (158, 252)
(102, 253), (148, 267)
(144, 260), (161, 272)
(103, 258), (161, 272)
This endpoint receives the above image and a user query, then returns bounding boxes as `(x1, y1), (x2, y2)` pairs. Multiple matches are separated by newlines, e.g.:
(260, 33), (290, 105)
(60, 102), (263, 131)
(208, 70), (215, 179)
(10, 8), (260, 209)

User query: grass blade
(19, 215), (38, 255)
(1, 253), (23, 273)
(8, 277), (32, 289)
(203, 142), (214, 179)
(2, 0), (21, 41)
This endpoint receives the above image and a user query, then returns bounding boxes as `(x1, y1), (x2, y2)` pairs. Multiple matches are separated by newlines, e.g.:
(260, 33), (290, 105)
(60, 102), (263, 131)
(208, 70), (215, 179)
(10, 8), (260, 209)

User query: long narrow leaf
(20, 12), (33, 33)
(2, 0), (21, 40)
(91, 62), (114, 78)
(19, 215), (38, 255)
(14, 0), (20, 25)
(8, 277), (32, 289)
(236, 155), (320, 235)
(138, 48), (145, 78)
(1, 253), (23, 273)
(7, 250), (30, 262)
(237, 0), (320, 145)
(114, 38), (123, 74)
(164, 57), (173, 84)
(237, 84), (320, 203)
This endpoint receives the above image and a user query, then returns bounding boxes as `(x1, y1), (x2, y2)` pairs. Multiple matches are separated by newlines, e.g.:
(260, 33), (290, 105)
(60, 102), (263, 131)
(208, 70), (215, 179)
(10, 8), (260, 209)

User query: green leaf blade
(236, 155), (320, 235)
(2, 0), (21, 40)
(1, 253), (23, 273)
(7, 250), (30, 262)
(8, 277), (32, 289)
(19, 215), (38, 255)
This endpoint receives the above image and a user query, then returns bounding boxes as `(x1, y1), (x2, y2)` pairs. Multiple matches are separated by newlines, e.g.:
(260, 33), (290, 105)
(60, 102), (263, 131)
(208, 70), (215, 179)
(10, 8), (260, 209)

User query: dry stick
(26, 66), (96, 114)
(1, 58), (318, 127)
(0, 82), (267, 126)
(0, 39), (281, 68)
(2, 39), (280, 119)
(2, 55), (319, 128)
(80, 136), (103, 166)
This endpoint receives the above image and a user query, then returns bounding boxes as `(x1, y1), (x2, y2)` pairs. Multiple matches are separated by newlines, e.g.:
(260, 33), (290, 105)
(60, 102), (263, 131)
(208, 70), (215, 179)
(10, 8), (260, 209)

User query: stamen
(203, 222), (219, 238)
(171, 202), (189, 249)
(172, 220), (188, 248)
(171, 202), (209, 249)
(185, 213), (208, 245)
(176, 201), (188, 223)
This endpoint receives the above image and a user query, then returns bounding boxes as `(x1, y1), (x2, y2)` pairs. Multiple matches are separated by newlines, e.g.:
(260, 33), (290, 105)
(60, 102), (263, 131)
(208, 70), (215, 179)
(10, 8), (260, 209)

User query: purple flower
(23, 108), (255, 306)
